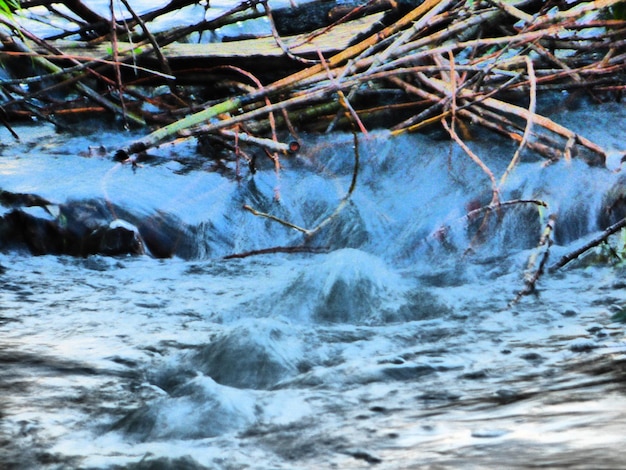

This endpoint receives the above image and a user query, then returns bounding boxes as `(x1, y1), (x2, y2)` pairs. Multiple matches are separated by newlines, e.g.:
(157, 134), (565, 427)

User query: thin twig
(118, 0), (178, 95)
(510, 213), (556, 306)
(442, 117), (499, 206)
(109, 0), (128, 129)
(261, 0), (318, 65)
(242, 123), (361, 239)
(223, 245), (329, 259)
(550, 217), (626, 272)
(499, 55), (536, 187)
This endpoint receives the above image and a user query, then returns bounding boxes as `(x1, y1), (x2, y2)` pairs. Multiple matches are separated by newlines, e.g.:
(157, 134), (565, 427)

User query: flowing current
(2, 99), (626, 469)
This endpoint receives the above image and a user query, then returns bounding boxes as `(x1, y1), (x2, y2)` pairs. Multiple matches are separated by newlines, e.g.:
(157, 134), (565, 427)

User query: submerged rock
(0, 193), (196, 258)
(190, 320), (304, 390)
(124, 455), (210, 470)
(115, 374), (257, 441)
(271, 248), (450, 324)
(0, 206), (144, 257)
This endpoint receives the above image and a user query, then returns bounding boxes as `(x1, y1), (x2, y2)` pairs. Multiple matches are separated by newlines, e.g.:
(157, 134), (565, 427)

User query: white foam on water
(2, 102), (626, 468)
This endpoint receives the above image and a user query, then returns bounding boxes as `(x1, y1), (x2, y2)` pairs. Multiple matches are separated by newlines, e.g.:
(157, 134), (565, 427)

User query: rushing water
(1, 99), (626, 469)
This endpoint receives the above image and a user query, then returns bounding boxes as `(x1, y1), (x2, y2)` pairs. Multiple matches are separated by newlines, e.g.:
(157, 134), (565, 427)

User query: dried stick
(118, 0), (177, 95)
(490, 0), (534, 24)
(550, 216), (626, 272)
(317, 48), (368, 135)
(243, 128), (361, 239)
(386, 74), (567, 161)
(262, 0), (318, 65)
(108, 0), (129, 129)
(223, 245), (328, 260)
(117, 0), (448, 155)
(499, 55), (536, 188)
(212, 130), (296, 154)
(379, 24), (564, 75)
(441, 117), (500, 206)
(305, 129), (360, 238)
(0, 50), (175, 83)
(0, 19), (146, 125)
(369, 0), (456, 68)
(426, 75), (606, 162)
(511, 213), (556, 306)
(464, 199), (548, 221)
(242, 204), (310, 235)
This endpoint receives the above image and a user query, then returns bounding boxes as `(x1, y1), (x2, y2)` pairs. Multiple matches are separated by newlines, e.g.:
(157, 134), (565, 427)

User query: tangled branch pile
(0, 0), (624, 164)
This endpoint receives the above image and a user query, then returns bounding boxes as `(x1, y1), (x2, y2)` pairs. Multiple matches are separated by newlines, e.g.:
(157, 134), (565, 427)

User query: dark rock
(599, 174), (626, 228)
(95, 221), (145, 256)
(417, 390), (461, 402)
(190, 323), (300, 390)
(382, 364), (436, 381)
(460, 370), (489, 380)
(137, 212), (193, 259)
(1, 210), (62, 255)
(0, 191), (196, 258)
(0, 189), (52, 209)
(569, 339), (598, 352)
(272, 0), (423, 38)
(272, 0), (352, 36)
(0, 207), (143, 257)
(347, 449), (382, 464)
(122, 456), (210, 470)
(520, 352), (545, 363)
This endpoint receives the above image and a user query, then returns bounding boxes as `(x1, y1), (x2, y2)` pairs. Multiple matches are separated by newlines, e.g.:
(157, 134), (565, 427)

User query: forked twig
(243, 127), (361, 239)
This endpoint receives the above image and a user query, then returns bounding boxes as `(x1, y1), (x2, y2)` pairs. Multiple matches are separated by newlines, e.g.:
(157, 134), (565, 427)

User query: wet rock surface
(0, 197), (200, 258)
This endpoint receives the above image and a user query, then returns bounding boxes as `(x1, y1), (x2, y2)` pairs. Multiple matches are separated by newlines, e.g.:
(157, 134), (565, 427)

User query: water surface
(1, 100), (626, 468)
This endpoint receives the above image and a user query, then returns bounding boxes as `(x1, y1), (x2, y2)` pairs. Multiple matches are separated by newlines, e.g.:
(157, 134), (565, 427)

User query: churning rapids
(2, 99), (626, 469)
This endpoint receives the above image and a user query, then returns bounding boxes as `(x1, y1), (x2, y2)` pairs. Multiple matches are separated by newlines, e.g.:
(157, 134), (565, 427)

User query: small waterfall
(1, 121), (624, 268)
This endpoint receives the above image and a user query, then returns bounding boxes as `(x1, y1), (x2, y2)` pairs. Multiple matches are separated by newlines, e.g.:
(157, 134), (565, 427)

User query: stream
(1, 98), (626, 469)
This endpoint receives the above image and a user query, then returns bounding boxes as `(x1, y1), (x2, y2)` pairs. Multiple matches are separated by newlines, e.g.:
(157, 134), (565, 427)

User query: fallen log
(35, 12), (384, 82)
